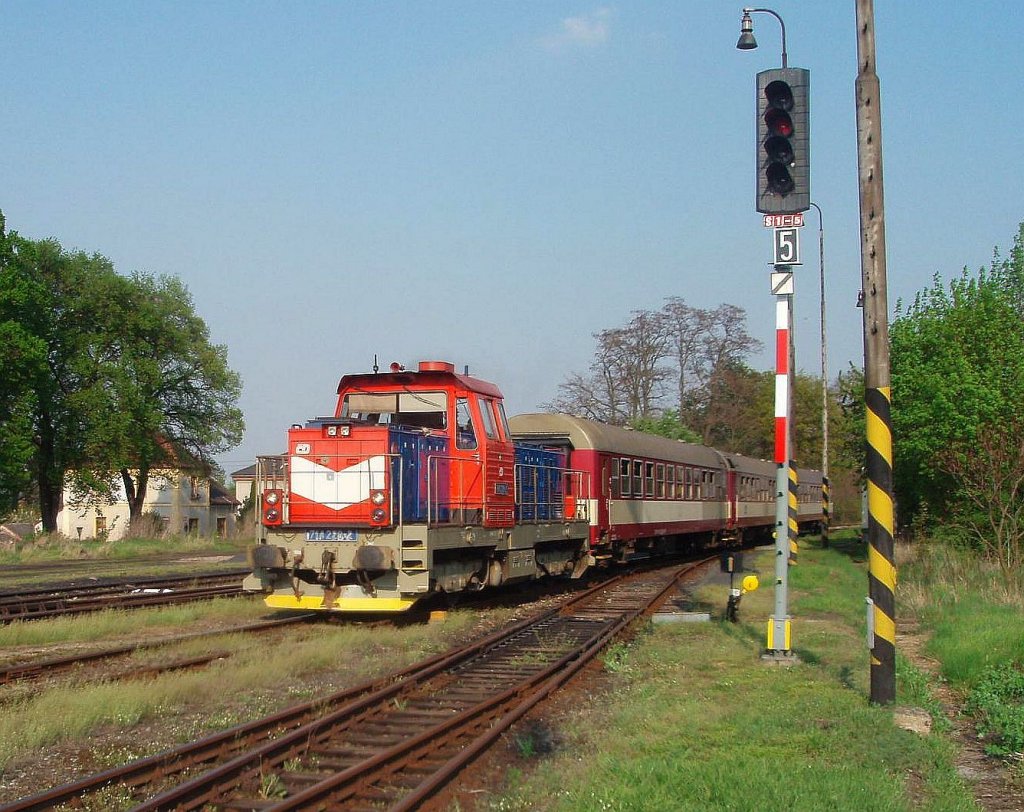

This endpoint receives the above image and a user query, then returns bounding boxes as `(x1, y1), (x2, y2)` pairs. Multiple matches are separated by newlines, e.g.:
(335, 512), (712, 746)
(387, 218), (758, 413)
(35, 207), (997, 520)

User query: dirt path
(897, 621), (1024, 811)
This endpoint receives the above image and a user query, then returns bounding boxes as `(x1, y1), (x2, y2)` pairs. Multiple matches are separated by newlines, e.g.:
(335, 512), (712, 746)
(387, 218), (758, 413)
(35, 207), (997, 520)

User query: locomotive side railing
(425, 453), (483, 527)
(514, 464), (592, 524)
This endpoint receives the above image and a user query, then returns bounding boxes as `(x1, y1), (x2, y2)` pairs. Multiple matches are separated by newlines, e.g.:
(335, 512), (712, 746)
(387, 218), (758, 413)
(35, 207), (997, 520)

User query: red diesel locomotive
(244, 361), (823, 612)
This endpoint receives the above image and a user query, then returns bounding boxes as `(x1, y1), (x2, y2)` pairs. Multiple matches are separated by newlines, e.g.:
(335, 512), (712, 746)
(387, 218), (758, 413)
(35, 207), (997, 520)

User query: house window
(190, 477), (202, 501)
(95, 516), (107, 536)
(216, 517), (227, 538)
(185, 518), (199, 534)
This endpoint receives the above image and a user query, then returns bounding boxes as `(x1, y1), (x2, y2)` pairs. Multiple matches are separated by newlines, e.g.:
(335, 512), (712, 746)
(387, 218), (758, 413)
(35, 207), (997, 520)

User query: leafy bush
(964, 661), (1024, 757)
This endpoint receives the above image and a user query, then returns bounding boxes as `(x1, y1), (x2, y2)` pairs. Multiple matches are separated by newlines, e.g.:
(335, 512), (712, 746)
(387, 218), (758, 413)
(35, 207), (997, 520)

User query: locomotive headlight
(371, 508), (387, 523)
(264, 508), (280, 523)
(264, 491), (280, 505)
(370, 490), (387, 506)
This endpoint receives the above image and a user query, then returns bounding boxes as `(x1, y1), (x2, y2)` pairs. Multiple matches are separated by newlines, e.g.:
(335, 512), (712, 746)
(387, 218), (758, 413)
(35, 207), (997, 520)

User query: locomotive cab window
(341, 391), (448, 430)
(455, 397), (477, 450)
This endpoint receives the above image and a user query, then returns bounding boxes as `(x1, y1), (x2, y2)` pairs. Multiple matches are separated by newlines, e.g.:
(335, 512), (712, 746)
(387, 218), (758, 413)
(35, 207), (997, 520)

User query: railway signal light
(756, 67), (810, 214)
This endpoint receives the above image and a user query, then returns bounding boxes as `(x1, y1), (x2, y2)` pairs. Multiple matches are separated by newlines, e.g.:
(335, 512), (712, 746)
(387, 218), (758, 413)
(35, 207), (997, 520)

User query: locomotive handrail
(513, 463), (592, 523)
(424, 452), (483, 527)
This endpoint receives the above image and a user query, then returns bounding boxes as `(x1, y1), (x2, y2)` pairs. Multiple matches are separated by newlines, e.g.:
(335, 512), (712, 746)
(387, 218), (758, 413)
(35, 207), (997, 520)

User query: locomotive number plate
(305, 530), (358, 541)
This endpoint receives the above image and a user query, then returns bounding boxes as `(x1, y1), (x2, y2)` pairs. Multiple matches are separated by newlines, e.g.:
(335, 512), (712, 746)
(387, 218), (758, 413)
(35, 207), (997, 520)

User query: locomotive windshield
(340, 391), (448, 430)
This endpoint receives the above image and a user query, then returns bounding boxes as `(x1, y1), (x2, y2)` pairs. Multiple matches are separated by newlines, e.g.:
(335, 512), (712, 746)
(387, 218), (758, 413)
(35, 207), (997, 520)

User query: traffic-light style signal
(756, 67), (809, 214)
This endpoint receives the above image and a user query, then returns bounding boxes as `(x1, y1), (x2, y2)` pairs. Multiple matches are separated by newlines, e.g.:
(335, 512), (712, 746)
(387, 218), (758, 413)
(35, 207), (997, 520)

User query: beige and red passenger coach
(509, 413), (823, 560)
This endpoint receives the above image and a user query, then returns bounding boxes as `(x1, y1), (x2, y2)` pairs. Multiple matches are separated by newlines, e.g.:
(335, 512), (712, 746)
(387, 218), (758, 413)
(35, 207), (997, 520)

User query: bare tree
(548, 310), (669, 423)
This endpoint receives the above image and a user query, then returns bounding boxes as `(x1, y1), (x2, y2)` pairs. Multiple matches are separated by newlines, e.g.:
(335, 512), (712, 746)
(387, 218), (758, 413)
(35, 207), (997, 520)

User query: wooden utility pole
(855, 0), (896, 705)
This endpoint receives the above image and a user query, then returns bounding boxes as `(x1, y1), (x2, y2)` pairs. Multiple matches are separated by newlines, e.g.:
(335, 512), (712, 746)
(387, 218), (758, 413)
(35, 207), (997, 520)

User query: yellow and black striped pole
(856, 0), (896, 705)
(865, 387), (896, 703)
(788, 464), (799, 564)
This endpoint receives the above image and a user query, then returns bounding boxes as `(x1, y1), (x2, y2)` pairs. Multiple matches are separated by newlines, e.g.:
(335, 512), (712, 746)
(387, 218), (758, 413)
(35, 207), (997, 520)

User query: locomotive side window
(496, 401), (512, 440)
(619, 458), (631, 496)
(632, 461), (643, 496)
(477, 396), (498, 440)
(455, 398), (477, 450)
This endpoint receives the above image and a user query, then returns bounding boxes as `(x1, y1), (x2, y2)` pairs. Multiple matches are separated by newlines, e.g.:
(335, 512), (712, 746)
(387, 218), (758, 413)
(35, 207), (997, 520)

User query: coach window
(645, 462), (655, 497)
(476, 396), (498, 440)
(656, 463), (665, 498)
(667, 465), (676, 500)
(619, 458), (631, 496)
(676, 466), (685, 498)
(455, 398), (477, 450)
(632, 460), (643, 496)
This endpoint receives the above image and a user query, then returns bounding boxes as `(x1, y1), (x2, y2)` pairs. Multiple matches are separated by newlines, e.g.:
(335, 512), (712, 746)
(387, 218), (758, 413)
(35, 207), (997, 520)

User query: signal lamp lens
(764, 135), (794, 164)
(766, 163), (795, 195)
(764, 108), (793, 138)
(764, 80), (794, 111)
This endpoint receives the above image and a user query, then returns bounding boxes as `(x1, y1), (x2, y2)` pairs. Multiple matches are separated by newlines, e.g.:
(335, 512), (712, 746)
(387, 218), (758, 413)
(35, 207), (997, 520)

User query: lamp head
(736, 11), (758, 50)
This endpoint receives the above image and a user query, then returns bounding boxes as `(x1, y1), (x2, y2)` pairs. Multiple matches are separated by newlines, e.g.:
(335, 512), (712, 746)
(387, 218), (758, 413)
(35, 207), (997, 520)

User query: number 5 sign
(773, 227), (801, 266)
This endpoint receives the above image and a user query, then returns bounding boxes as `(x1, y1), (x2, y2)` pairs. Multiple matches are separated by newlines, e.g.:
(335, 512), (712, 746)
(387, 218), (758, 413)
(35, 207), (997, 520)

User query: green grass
(0, 607), (489, 773)
(485, 533), (977, 812)
(0, 597), (265, 653)
(0, 533), (247, 565)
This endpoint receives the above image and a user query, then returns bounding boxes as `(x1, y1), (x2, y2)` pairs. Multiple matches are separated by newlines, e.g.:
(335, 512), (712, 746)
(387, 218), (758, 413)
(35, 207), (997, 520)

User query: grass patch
(0, 597), (266, 653)
(0, 607), (485, 773)
(0, 533), (247, 565)
(487, 533), (976, 812)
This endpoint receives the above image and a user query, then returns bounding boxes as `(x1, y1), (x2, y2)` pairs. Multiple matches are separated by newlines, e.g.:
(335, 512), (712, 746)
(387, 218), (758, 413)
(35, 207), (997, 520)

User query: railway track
(0, 614), (312, 686)
(0, 570), (250, 622)
(1, 558), (709, 812)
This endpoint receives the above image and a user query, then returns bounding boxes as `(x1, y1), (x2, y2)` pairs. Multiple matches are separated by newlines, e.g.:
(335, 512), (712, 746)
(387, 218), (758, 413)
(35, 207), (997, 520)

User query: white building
(57, 471), (239, 540)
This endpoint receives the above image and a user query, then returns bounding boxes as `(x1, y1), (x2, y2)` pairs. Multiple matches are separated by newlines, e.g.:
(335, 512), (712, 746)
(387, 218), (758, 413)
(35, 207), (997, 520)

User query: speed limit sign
(773, 227), (802, 266)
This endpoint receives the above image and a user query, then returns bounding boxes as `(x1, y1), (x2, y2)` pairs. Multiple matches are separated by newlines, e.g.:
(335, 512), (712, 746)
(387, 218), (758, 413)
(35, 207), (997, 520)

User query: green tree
(81, 273), (244, 531)
(0, 219), (243, 533)
(0, 231), (124, 529)
(890, 230), (1024, 527)
(628, 410), (701, 443)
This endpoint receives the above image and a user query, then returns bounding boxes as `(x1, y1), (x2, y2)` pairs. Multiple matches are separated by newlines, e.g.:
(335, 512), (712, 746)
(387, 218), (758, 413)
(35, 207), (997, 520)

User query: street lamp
(809, 201), (829, 548)
(736, 7), (789, 68)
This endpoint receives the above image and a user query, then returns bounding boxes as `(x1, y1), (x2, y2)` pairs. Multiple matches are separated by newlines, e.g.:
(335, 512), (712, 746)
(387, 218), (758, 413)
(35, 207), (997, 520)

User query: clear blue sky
(3, 2), (1021, 476)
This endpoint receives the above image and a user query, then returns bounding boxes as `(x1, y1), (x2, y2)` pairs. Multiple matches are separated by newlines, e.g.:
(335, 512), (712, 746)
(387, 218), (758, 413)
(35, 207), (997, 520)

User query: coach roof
(509, 413), (725, 468)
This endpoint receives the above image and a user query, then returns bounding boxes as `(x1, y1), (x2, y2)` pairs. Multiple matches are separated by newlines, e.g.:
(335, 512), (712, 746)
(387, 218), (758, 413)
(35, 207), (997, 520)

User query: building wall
(57, 472), (236, 540)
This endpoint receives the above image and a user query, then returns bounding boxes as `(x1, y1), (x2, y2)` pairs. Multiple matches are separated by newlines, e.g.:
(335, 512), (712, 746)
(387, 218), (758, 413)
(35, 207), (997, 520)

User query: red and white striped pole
(767, 269), (794, 656)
